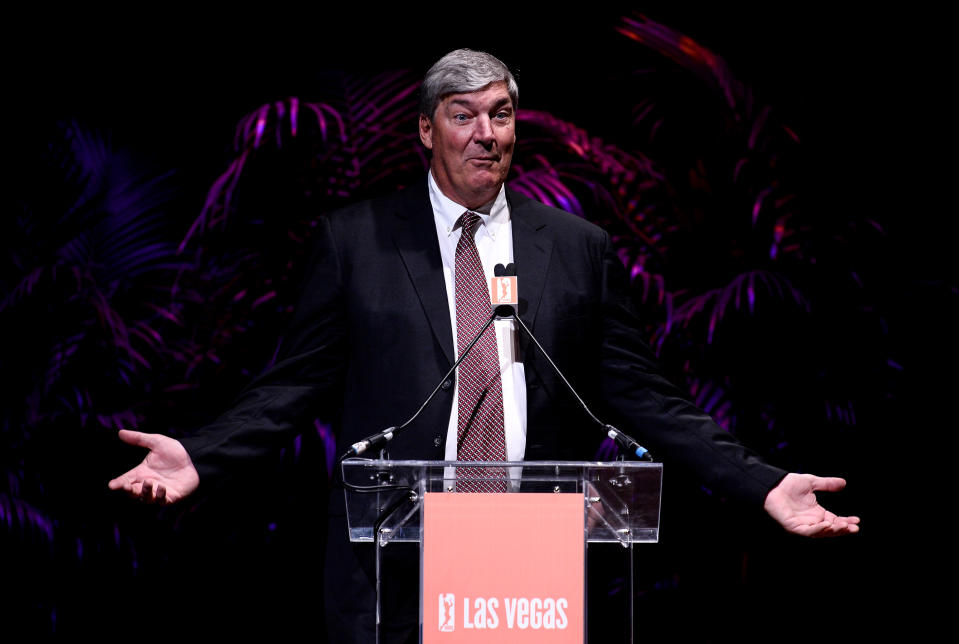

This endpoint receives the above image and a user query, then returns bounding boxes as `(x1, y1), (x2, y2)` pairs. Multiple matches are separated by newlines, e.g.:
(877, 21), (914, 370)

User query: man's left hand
(764, 473), (860, 537)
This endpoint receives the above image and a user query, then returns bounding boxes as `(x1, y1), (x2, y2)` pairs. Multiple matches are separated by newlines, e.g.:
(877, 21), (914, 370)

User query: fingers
(117, 428), (159, 450)
(834, 515), (860, 534)
(810, 514), (861, 538)
(809, 475), (847, 493)
(138, 480), (167, 505)
(141, 479), (153, 501)
(107, 474), (169, 505)
(814, 522), (858, 538)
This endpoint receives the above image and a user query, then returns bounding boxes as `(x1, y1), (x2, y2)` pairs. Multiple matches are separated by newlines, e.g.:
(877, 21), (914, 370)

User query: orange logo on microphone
(490, 276), (517, 306)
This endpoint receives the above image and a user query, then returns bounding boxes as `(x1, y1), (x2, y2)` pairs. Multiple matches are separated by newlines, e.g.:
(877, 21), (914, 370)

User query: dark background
(5, 5), (947, 640)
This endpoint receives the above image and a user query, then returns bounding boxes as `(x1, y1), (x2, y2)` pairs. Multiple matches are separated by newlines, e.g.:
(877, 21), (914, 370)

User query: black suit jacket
(182, 180), (785, 507)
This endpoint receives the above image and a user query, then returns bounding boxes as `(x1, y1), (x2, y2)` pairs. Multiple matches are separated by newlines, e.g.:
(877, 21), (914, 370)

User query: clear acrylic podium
(341, 459), (663, 643)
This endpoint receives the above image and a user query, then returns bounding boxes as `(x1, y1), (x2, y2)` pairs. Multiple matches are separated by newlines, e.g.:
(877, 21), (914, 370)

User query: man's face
(419, 81), (516, 209)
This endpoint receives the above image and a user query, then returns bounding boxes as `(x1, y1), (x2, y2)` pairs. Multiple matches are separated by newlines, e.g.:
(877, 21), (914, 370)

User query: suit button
(441, 378), (453, 391)
(433, 435), (442, 447)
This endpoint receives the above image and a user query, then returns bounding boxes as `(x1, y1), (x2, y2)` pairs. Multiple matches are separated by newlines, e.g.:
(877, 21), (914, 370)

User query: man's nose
(473, 115), (494, 145)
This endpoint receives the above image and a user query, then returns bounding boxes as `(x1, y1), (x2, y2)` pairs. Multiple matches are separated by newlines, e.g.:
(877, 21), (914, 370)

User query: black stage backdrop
(3, 5), (947, 640)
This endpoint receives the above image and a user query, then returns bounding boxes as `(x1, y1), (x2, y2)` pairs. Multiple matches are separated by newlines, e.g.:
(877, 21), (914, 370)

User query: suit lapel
(391, 186), (455, 365)
(508, 190), (553, 352)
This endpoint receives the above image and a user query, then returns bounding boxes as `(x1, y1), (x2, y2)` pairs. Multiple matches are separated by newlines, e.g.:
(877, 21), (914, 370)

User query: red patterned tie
(455, 211), (508, 492)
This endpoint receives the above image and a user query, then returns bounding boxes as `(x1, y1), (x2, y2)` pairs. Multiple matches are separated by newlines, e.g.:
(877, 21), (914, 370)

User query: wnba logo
(490, 276), (517, 306)
(438, 593), (455, 632)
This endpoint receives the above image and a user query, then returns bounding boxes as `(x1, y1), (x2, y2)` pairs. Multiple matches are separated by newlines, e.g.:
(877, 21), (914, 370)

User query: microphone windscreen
(494, 263), (506, 277)
(494, 303), (517, 318)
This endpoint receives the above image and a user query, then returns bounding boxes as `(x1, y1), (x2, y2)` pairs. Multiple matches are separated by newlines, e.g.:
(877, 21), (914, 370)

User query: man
(110, 49), (859, 641)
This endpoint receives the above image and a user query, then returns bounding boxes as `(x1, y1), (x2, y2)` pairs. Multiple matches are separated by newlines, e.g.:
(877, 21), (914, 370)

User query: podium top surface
(341, 459), (662, 545)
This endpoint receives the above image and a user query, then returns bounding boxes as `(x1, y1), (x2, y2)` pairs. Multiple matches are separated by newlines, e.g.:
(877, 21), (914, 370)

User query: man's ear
(418, 114), (433, 150)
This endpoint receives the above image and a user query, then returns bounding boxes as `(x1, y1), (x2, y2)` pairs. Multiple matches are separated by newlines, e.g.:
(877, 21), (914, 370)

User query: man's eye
(495, 111), (511, 120)
(454, 114), (469, 122)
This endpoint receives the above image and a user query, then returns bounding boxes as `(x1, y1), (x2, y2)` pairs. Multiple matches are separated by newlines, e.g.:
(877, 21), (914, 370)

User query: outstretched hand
(108, 429), (200, 505)
(764, 473), (860, 537)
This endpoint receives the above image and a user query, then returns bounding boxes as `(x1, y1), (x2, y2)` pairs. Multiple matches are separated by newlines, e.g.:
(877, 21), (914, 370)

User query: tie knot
(459, 211), (481, 235)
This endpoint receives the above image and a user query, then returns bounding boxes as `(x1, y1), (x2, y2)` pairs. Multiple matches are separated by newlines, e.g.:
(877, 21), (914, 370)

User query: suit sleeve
(595, 231), (786, 507)
(179, 215), (348, 487)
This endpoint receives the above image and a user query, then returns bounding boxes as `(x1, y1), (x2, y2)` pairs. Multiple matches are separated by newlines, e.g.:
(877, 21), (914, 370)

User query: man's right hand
(108, 429), (200, 505)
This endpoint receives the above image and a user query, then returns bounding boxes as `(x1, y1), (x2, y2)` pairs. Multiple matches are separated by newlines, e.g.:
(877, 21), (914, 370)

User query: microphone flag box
(490, 276), (518, 306)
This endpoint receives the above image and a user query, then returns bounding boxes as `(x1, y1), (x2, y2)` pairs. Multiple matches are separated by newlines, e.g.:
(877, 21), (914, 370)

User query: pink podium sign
(422, 492), (584, 643)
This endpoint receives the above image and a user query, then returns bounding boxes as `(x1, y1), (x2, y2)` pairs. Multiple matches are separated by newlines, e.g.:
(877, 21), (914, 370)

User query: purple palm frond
(0, 492), (54, 543)
(615, 13), (808, 272)
(5, 121), (184, 433)
(182, 70), (423, 250)
(686, 377), (734, 431)
(659, 269), (809, 346)
(512, 109), (676, 281)
(165, 71), (429, 399)
(617, 14), (745, 113)
(824, 399), (857, 426)
(509, 162), (585, 215)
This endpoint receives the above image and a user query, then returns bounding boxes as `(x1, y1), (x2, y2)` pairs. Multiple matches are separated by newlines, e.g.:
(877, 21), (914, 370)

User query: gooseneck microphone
(493, 263), (652, 461)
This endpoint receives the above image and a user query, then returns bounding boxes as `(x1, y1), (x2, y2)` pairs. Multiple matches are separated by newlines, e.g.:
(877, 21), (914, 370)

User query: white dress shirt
(427, 171), (527, 463)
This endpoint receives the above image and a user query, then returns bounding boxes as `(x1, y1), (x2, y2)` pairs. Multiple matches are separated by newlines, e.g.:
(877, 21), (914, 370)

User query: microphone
(492, 263), (652, 461)
(493, 263), (515, 277)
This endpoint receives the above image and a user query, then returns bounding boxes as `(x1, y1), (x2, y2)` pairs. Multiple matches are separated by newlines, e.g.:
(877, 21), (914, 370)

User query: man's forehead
(440, 81), (512, 107)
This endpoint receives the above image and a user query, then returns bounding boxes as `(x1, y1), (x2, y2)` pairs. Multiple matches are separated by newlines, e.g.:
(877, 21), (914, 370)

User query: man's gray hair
(419, 49), (519, 119)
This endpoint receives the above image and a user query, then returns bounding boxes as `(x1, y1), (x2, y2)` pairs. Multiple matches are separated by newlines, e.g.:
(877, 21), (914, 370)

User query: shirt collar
(428, 170), (510, 239)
